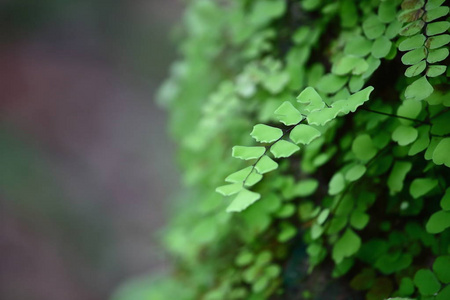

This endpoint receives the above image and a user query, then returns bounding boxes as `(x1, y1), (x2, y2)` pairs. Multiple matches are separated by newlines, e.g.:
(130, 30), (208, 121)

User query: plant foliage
(137, 0), (450, 299)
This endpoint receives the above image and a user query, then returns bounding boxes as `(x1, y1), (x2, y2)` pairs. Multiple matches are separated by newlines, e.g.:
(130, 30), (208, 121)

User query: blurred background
(0, 1), (183, 299)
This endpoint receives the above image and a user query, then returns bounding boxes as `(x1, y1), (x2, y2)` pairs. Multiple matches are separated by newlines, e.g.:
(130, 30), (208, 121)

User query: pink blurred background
(0, 1), (182, 299)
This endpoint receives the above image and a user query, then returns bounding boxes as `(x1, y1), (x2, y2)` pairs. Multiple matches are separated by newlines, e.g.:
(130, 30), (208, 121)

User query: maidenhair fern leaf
(232, 146), (266, 160)
(250, 124), (283, 143)
(270, 140), (300, 158)
(274, 101), (303, 125)
(226, 189), (261, 212)
(289, 124), (321, 145)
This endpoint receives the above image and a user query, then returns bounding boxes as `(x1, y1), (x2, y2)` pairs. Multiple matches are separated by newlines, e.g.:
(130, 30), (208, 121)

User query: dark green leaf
(413, 269), (441, 295)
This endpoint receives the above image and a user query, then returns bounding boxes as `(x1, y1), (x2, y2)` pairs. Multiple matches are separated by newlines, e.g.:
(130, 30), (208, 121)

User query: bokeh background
(0, 1), (183, 299)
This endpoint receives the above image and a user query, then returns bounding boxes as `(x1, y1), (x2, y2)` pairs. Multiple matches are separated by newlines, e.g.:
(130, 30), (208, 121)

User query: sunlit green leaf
(404, 76), (434, 101)
(225, 166), (253, 183)
(250, 124), (283, 143)
(297, 87), (325, 112)
(232, 146), (266, 160)
(270, 140), (300, 158)
(274, 101), (303, 125)
(216, 183), (243, 196)
(226, 189), (261, 212)
(255, 155), (278, 174)
(290, 124), (321, 145)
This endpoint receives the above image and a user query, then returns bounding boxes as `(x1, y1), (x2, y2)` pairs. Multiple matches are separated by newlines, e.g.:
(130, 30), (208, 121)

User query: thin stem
(361, 107), (430, 125)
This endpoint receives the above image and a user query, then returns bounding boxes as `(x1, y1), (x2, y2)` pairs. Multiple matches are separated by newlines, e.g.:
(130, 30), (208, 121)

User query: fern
(115, 0), (450, 300)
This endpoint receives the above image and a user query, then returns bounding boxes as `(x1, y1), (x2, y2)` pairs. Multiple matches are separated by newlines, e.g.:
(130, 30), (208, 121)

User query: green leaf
(278, 222), (297, 242)
(276, 204), (295, 218)
(425, 0), (446, 11)
(363, 14), (386, 39)
(297, 87), (325, 112)
(413, 269), (441, 295)
(307, 106), (340, 125)
(250, 124), (283, 143)
(427, 47), (449, 63)
(332, 56), (369, 75)
(270, 140), (300, 158)
(292, 179), (319, 197)
(274, 101), (303, 125)
(433, 255), (450, 283)
(409, 126), (430, 155)
(332, 229), (362, 263)
(372, 36), (392, 58)
(350, 210), (370, 230)
(392, 125), (418, 146)
(334, 86), (374, 114)
(401, 47), (427, 65)
(401, 0), (425, 10)
(316, 74), (348, 94)
(226, 189), (261, 212)
(345, 164), (366, 181)
(216, 183), (243, 196)
(349, 75), (365, 93)
(441, 188), (450, 211)
(426, 210), (450, 234)
(437, 285), (450, 300)
(226, 166), (253, 183)
(329, 173), (346, 195)
(235, 250), (254, 266)
(255, 155), (278, 174)
(249, 0), (286, 27)
(344, 36), (372, 57)
(317, 208), (330, 225)
(400, 20), (425, 36)
(378, 0), (397, 23)
(410, 178), (438, 199)
(404, 76), (434, 101)
(405, 60), (426, 77)
(426, 21), (450, 36)
(398, 277), (415, 296)
(244, 171), (263, 187)
(352, 134), (377, 161)
(424, 5), (449, 22)
(427, 65), (447, 77)
(397, 99), (422, 123)
(398, 34), (426, 51)
(290, 124), (321, 145)
(426, 34), (450, 49)
(387, 161), (412, 195)
(232, 146), (266, 160)
(398, 8), (424, 23)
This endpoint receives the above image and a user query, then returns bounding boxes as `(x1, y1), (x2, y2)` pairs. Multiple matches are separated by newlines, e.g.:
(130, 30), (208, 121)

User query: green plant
(118, 0), (449, 299)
